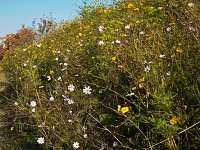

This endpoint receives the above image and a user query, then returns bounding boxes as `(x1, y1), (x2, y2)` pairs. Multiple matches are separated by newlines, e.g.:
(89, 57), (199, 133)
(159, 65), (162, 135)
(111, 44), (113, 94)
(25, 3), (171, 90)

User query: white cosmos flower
(83, 86), (92, 94)
(115, 40), (121, 44)
(37, 137), (45, 144)
(98, 40), (104, 45)
(30, 101), (36, 107)
(113, 141), (118, 147)
(73, 142), (80, 149)
(49, 96), (54, 101)
(68, 84), (75, 92)
(99, 26), (104, 32)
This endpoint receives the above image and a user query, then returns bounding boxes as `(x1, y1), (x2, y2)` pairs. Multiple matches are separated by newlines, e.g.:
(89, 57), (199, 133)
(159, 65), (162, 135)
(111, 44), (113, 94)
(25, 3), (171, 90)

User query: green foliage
(1, 0), (200, 149)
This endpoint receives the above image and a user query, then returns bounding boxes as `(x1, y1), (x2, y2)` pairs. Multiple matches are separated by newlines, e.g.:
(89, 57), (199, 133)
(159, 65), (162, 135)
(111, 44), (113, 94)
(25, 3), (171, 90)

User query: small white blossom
(166, 27), (172, 32)
(132, 87), (136, 90)
(139, 31), (145, 35)
(47, 76), (51, 81)
(83, 134), (88, 138)
(159, 54), (165, 58)
(14, 102), (19, 106)
(83, 86), (92, 94)
(188, 2), (194, 7)
(37, 137), (45, 144)
(36, 43), (42, 48)
(68, 84), (75, 92)
(166, 71), (171, 76)
(125, 25), (130, 29)
(67, 98), (74, 105)
(99, 26), (104, 32)
(98, 40), (104, 45)
(32, 108), (36, 112)
(23, 63), (27, 67)
(57, 76), (62, 81)
(115, 40), (121, 44)
(189, 26), (196, 31)
(38, 122), (45, 128)
(126, 92), (135, 97)
(39, 86), (44, 89)
(73, 142), (80, 149)
(33, 65), (37, 68)
(30, 101), (36, 107)
(113, 141), (118, 147)
(144, 66), (151, 72)
(49, 96), (54, 101)
(23, 48), (27, 51)
(64, 62), (68, 66)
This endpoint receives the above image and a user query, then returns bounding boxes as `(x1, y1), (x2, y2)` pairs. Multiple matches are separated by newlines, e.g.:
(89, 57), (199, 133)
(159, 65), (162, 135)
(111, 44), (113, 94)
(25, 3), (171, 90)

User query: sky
(0, 0), (112, 38)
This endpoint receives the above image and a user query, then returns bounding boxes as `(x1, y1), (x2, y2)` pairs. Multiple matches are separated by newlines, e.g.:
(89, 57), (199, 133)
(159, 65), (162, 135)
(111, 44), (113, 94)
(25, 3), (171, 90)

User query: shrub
(2, 0), (200, 149)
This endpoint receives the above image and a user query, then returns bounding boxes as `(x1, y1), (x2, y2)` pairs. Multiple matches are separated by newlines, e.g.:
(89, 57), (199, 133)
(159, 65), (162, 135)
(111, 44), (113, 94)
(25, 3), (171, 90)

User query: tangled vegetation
(1, 0), (200, 149)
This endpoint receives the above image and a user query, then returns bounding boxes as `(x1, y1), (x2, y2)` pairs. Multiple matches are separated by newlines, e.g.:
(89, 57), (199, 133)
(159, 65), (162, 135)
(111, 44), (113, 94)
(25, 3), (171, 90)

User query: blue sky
(0, 0), (112, 37)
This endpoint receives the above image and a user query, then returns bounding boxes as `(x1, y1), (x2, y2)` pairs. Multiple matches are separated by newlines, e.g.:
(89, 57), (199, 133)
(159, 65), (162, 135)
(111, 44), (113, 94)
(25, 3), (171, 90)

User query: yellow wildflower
(170, 117), (177, 125)
(139, 77), (145, 82)
(136, 20), (141, 24)
(176, 49), (184, 53)
(157, 7), (163, 10)
(118, 65), (123, 68)
(181, 105), (188, 110)
(50, 70), (54, 75)
(103, 9), (107, 13)
(112, 56), (117, 61)
(10, 126), (14, 131)
(139, 83), (144, 89)
(118, 105), (121, 112)
(134, 8), (140, 11)
(79, 33), (83, 37)
(121, 107), (129, 114)
(128, 3), (135, 9)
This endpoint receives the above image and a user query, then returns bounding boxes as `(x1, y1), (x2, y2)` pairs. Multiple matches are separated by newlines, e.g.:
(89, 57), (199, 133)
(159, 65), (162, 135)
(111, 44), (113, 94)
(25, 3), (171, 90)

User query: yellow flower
(139, 83), (144, 89)
(181, 105), (188, 110)
(111, 56), (117, 61)
(50, 70), (54, 75)
(157, 7), (163, 10)
(103, 9), (107, 13)
(118, 105), (121, 112)
(134, 8), (140, 11)
(128, 3), (135, 9)
(10, 126), (14, 131)
(79, 33), (83, 37)
(136, 20), (141, 24)
(170, 117), (177, 125)
(139, 77), (145, 82)
(176, 49), (184, 53)
(121, 107), (129, 114)
(118, 65), (123, 68)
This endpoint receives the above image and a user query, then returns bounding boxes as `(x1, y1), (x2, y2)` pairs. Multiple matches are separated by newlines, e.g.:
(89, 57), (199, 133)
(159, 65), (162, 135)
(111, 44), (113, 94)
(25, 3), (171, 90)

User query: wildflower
(188, 2), (194, 7)
(68, 119), (73, 123)
(103, 9), (107, 13)
(139, 31), (145, 35)
(23, 63), (27, 67)
(181, 105), (188, 110)
(57, 76), (62, 81)
(128, 3), (134, 8)
(139, 77), (145, 82)
(121, 107), (129, 114)
(170, 117), (177, 125)
(132, 87), (136, 90)
(64, 62), (68, 66)
(113, 141), (118, 147)
(55, 57), (59, 61)
(32, 108), (36, 113)
(68, 84), (75, 92)
(115, 40), (121, 44)
(67, 98), (74, 105)
(50, 70), (54, 75)
(118, 65), (123, 68)
(166, 71), (171, 76)
(118, 105), (121, 112)
(98, 40), (104, 45)
(83, 86), (92, 94)
(33, 65), (37, 68)
(125, 25), (130, 29)
(159, 54), (165, 58)
(126, 92), (135, 97)
(73, 142), (80, 149)
(189, 26), (196, 31)
(37, 137), (45, 144)
(139, 83), (144, 89)
(111, 56), (116, 61)
(79, 33), (82, 37)
(144, 66), (151, 72)
(157, 7), (163, 10)
(99, 26), (104, 32)
(47, 76), (51, 81)
(83, 134), (88, 138)
(30, 101), (36, 107)
(176, 48), (184, 53)
(49, 96), (54, 101)
(36, 43), (42, 48)
(10, 126), (14, 131)
(14, 102), (18, 106)
(23, 48), (27, 51)
(134, 8), (140, 11)
(38, 122), (45, 128)
(166, 27), (172, 32)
